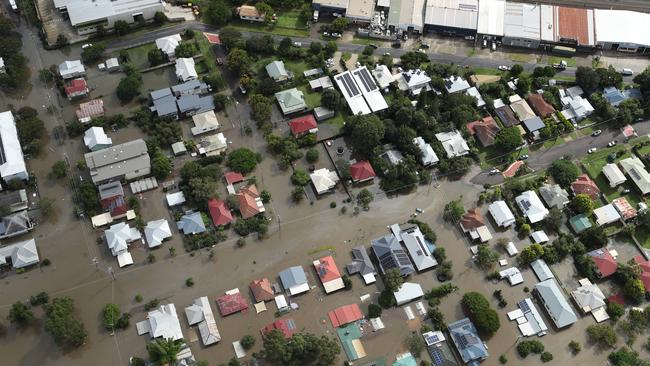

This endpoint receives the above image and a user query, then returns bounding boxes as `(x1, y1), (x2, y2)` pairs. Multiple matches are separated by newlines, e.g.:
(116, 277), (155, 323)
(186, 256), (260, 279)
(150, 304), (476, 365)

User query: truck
(552, 60), (567, 70)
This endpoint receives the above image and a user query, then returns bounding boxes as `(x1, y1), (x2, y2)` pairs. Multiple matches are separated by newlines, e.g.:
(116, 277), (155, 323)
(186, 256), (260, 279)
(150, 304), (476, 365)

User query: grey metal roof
(522, 116), (545, 132)
(448, 318), (488, 364)
(0, 211), (32, 238)
(150, 87), (173, 100)
(176, 212), (206, 235)
(153, 94), (179, 117)
(279, 266), (307, 289)
(346, 246), (376, 276)
(0, 189), (27, 212)
(177, 95), (215, 115)
(534, 279), (577, 328)
(171, 79), (209, 95)
(84, 139), (151, 184)
(370, 234), (415, 276)
(539, 184), (569, 208)
(400, 226), (437, 271)
(265, 60), (289, 81)
(98, 181), (124, 200)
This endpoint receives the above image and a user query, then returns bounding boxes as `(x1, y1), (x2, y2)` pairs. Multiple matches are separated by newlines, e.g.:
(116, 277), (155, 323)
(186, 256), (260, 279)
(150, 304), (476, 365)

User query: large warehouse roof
(477, 0), (505, 36)
(54, 0), (164, 26)
(539, 4), (554, 42)
(557, 7), (595, 46)
(504, 2), (541, 40)
(594, 9), (650, 47)
(388, 0), (425, 30)
(424, 0), (478, 31)
(334, 71), (371, 115)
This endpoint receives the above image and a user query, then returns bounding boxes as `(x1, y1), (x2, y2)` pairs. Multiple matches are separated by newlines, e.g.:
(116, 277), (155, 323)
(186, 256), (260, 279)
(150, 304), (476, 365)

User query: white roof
(512, 298), (548, 336)
(397, 69), (432, 95)
(594, 9), (650, 47)
(401, 227), (437, 271)
(155, 34), (182, 57)
(310, 168), (340, 194)
(166, 191), (186, 206)
(394, 282), (424, 306)
(530, 259), (554, 281)
(435, 130), (470, 158)
(530, 230), (549, 244)
(561, 95), (594, 121)
(175, 58), (198, 82)
(424, 0), (478, 31)
(274, 294), (288, 310)
(83, 126), (112, 151)
(185, 297), (221, 345)
(499, 267), (524, 286)
(0, 238), (39, 268)
(413, 137), (439, 166)
(503, 2), (541, 40)
(602, 163), (627, 187)
(191, 111), (220, 136)
(105, 222), (141, 256)
(466, 87), (485, 107)
(488, 201), (515, 227)
(389, 0), (426, 30)
(506, 242), (518, 256)
(593, 204), (621, 226)
(0, 111), (28, 181)
(58, 60), (85, 78)
(372, 64), (396, 89)
(539, 4), (554, 42)
(54, 0), (164, 27)
(620, 157), (650, 195)
(199, 133), (227, 156)
(144, 219), (172, 248)
(515, 190), (549, 223)
(116, 251), (134, 267)
(351, 66), (388, 112)
(105, 58), (119, 69)
(147, 303), (184, 340)
(535, 279), (578, 328)
(334, 71), (372, 115)
(477, 0), (505, 36)
(443, 75), (471, 94)
(572, 281), (606, 314)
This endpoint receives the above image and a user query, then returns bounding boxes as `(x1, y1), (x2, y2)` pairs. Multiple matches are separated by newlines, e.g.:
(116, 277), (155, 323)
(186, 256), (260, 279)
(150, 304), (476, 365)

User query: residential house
(308, 76), (334, 91)
(144, 219), (172, 248)
(522, 116), (546, 139)
(76, 99), (104, 123)
(65, 78), (89, 100)
(509, 298), (549, 337)
(99, 181), (128, 219)
(177, 211), (206, 235)
(460, 208), (492, 243)
(588, 248), (618, 278)
(191, 111), (220, 136)
(250, 278), (274, 302)
(208, 199), (233, 227)
(58, 60), (85, 79)
(488, 200), (516, 227)
(0, 189), (28, 213)
(136, 303), (184, 341)
(261, 318), (297, 339)
(396, 69), (432, 96)
(603, 86), (641, 107)
(620, 157), (650, 195)
(105, 222), (141, 267)
(275, 88), (307, 115)
(634, 255), (650, 295)
(500, 267), (524, 285)
(166, 191), (186, 207)
(571, 279), (609, 322)
(0, 238), (39, 269)
(84, 139), (150, 185)
(334, 70), (372, 115)
(510, 97), (536, 122)
(612, 197), (637, 221)
(0, 211), (33, 239)
(310, 168), (339, 195)
(313, 255), (345, 294)
(570, 214), (593, 234)
(527, 94), (555, 117)
(560, 90), (594, 121)
(328, 304), (363, 327)
(531, 259), (555, 281)
(177, 94), (215, 117)
(349, 160), (376, 184)
(237, 5), (265, 22)
(216, 290), (249, 316)
(370, 234), (415, 276)
(279, 266), (310, 295)
(175, 58), (198, 82)
(198, 133), (227, 156)
(466, 86), (486, 108)
(602, 163), (627, 187)
(435, 130), (470, 158)
(351, 65), (389, 113)
(346, 246), (377, 284)
(534, 279), (578, 328)
(594, 204), (621, 226)
(372, 64), (396, 90)
(447, 318), (488, 364)
(83, 126), (112, 151)
(443, 75), (470, 94)
(184, 296), (221, 346)
(531, 230), (549, 244)
(539, 184), (570, 209)
(105, 58), (119, 72)
(289, 115), (318, 137)
(394, 282), (424, 305)
(382, 148), (405, 166)
(150, 88), (179, 119)
(515, 191), (549, 223)
(495, 105), (520, 127)
(171, 79), (210, 96)
(397, 224), (438, 272)
(466, 116), (500, 147)
(571, 174), (600, 200)
(237, 185), (265, 218)
(413, 137), (439, 166)
(266, 60), (291, 82)
(155, 34), (182, 60)
(224, 171), (244, 194)
(314, 106), (335, 121)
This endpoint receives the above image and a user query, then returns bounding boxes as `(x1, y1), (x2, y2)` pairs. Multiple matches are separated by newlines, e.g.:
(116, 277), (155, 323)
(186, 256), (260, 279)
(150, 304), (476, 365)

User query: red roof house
(460, 208), (484, 230)
(349, 160), (376, 183)
(587, 248), (618, 278)
(216, 291), (249, 316)
(101, 195), (128, 218)
(466, 116), (501, 147)
(313, 256), (344, 294)
(261, 318), (297, 339)
(502, 160), (524, 178)
(236, 185), (265, 219)
(527, 94), (555, 117)
(250, 278), (274, 302)
(635, 255), (650, 293)
(328, 304), (363, 328)
(224, 171), (244, 185)
(208, 198), (233, 226)
(289, 115), (318, 137)
(571, 174), (600, 200)
(65, 78), (89, 100)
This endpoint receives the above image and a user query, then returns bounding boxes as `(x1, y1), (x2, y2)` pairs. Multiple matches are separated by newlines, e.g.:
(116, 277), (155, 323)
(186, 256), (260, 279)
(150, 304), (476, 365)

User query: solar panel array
(631, 168), (642, 181)
(353, 68), (377, 93)
(518, 299), (531, 312)
(424, 332), (441, 345)
(336, 72), (359, 98)
(521, 199), (532, 211)
(395, 249), (412, 266)
(429, 348), (445, 366)
(379, 252), (398, 270)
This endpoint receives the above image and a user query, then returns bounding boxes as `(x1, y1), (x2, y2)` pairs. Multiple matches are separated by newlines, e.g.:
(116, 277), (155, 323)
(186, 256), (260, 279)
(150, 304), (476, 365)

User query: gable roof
(279, 266), (308, 292)
(510, 99), (536, 121)
(65, 78), (88, 96)
(191, 110), (220, 136)
(105, 222), (141, 256)
(349, 160), (376, 182)
(593, 204), (621, 226)
(587, 248), (618, 277)
(266, 60), (290, 81)
(175, 58), (198, 82)
(488, 200), (515, 227)
(619, 157), (650, 195)
(275, 88), (307, 114)
(185, 296), (221, 345)
(515, 190), (549, 223)
(634, 255), (650, 293)
(346, 246), (376, 282)
(310, 168), (339, 194)
(83, 126), (112, 151)
(237, 185), (265, 218)
(176, 211), (206, 235)
(602, 163), (627, 187)
(435, 130), (470, 158)
(250, 278), (274, 302)
(569, 214), (593, 233)
(530, 259), (554, 281)
(371, 234), (415, 276)
(289, 115), (318, 135)
(522, 116), (545, 133)
(571, 174), (600, 200)
(443, 75), (470, 93)
(328, 304), (363, 327)
(400, 225), (437, 271)
(76, 99), (105, 120)
(534, 279), (578, 328)
(155, 34), (181, 57)
(0, 238), (39, 268)
(146, 303), (183, 340)
(208, 199), (234, 226)
(262, 318), (297, 339)
(539, 183), (570, 208)
(495, 105), (520, 126)
(447, 318), (488, 364)
(314, 255), (342, 283)
(612, 197), (637, 220)
(527, 94), (555, 117)
(0, 112), (28, 181)
(413, 137), (439, 165)
(460, 208), (484, 229)
(572, 282), (606, 313)
(466, 116), (501, 146)
(224, 171), (244, 185)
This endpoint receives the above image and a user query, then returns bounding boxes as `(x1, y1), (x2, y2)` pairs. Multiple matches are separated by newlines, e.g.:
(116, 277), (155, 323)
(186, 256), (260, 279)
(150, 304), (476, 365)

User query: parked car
(415, 208), (423, 213)
(518, 154), (529, 160)
(489, 168), (500, 175)
(607, 140), (617, 147)
(592, 129), (602, 136)
(369, 44), (378, 49)
(588, 147), (597, 154)
(293, 42), (302, 47)
(620, 68), (634, 76)
(216, 58), (224, 65)
(498, 65), (511, 71)
(383, 52), (391, 56)
(81, 43), (93, 49)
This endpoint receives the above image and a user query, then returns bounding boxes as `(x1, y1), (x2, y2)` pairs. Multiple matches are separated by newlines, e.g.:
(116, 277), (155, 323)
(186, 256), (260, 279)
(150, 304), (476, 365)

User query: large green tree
(227, 148), (260, 174)
(147, 338), (185, 365)
(461, 292), (500, 336)
(586, 324), (617, 348)
(44, 297), (87, 349)
(383, 268), (404, 292)
(575, 66), (600, 94)
(548, 159), (580, 188)
(205, 0), (232, 26)
(7, 302), (34, 328)
(227, 48), (252, 75)
(259, 330), (340, 366)
(249, 94), (272, 125)
(346, 114), (385, 158)
(571, 194), (594, 215)
(494, 127), (523, 152)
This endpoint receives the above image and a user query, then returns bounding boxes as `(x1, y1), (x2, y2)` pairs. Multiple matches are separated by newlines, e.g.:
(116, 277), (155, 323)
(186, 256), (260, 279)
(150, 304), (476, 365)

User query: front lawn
(119, 43), (158, 70)
(298, 85), (321, 109)
(275, 11), (308, 29)
(471, 67), (503, 76)
(285, 60), (310, 77)
(548, 56), (577, 67)
(636, 227), (650, 249)
(582, 146), (629, 179)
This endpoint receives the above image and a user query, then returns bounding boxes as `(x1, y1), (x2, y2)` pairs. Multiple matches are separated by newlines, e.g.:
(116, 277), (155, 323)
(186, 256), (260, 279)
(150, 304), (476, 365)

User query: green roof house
(570, 214), (593, 233)
(275, 88), (307, 115)
(392, 353), (417, 366)
(265, 60), (291, 82)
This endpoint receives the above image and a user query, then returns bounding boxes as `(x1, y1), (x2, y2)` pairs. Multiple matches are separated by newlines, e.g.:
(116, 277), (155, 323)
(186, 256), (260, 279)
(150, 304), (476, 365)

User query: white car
(383, 52), (391, 56)
(488, 168), (500, 175)
(592, 129), (602, 136)
(607, 141), (617, 147)
(81, 43), (93, 49)
(498, 65), (511, 71)
(293, 42), (302, 47)
(588, 148), (597, 154)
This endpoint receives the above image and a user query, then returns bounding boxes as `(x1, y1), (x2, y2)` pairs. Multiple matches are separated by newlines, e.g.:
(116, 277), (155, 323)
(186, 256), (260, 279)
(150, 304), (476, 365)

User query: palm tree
(146, 338), (185, 365)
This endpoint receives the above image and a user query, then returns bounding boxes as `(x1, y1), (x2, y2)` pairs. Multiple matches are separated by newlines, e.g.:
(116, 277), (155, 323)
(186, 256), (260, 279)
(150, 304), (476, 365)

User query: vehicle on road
(553, 60), (567, 70)
(588, 148), (597, 154)
(313, 10), (319, 21)
(489, 168), (500, 175)
(498, 65), (511, 71)
(417, 49), (426, 53)
(607, 140), (617, 147)
(592, 129), (602, 136)
(383, 52), (391, 56)
(293, 42), (302, 47)
(369, 44), (378, 49)
(620, 68), (634, 76)
(81, 43), (93, 49)
(518, 154), (529, 160)
(415, 208), (423, 213)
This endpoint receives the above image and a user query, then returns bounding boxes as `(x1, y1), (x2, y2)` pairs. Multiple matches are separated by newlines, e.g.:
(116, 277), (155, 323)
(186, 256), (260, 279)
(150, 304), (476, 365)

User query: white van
(621, 68), (634, 76)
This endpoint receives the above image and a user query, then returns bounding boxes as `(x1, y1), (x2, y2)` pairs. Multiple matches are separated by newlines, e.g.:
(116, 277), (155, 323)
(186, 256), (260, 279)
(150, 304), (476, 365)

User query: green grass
(636, 144), (650, 157)
(120, 43), (158, 69)
(510, 54), (535, 63)
(543, 138), (564, 149)
(636, 227), (650, 249)
(275, 11), (307, 28)
(548, 56), (577, 67)
(325, 113), (345, 130)
(554, 75), (577, 82)
(580, 127), (593, 137)
(284, 60), (310, 77)
(225, 22), (309, 37)
(471, 67), (503, 76)
(351, 37), (378, 46)
(308, 245), (336, 255)
(341, 52), (352, 61)
(582, 146), (629, 179)
(298, 86), (321, 109)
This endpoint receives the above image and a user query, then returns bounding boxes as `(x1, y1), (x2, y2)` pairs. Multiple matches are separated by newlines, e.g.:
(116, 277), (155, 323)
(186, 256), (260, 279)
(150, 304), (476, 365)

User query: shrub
(569, 340), (581, 355)
(186, 278), (194, 287)
(461, 292), (500, 336)
(29, 292), (50, 306)
(499, 355), (508, 364)
(240, 335), (256, 350)
(540, 352), (553, 363)
(517, 340), (544, 357)
(378, 289), (396, 308)
(368, 304), (382, 318)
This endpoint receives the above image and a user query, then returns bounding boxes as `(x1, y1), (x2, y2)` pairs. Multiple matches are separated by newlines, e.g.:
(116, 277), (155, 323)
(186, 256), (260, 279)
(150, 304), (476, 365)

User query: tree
(494, 127), (523, 152)
(461, 292), (500, 336)
(516, 74), (531, 94)
(329, 17), (348, 33)
(400, 51), (429, 70)
(153, 11), (167, 24)
(625, 279), (645, 304)
(255, 2), (273, 22)
(617, 99), (643, 127)
(50, 160), (67, 179)
(44, 297), (87, 349)
(151, 151), (172, 179)
(580, 226), (608, 249)
(548, 159), (580, 188)
(406, 333), (425, 357)
(383, 268), (404, 292)
(81, 43), (106, 63)
(213, 94), (229, 111)
(368, 304), (382, 318)
(30, 292), (50, 306)
(147, 338), (185, 365)
(102, 304), (121, 331)
(587, 324), (618, 348)
(116, 73), (143, 103)
(475, 244), (499, 270)
(241, 335), (256, 350)
(518, 243), (544, 265)
(544, 207), (563, 233)
(572, 194), (595, 215)
(7, 302), (34, 328)
(443, 199), (465, 224)
(205, 0), (232, 26)
(606, 301), (625, 321)
(357, 189), (374, 209)
(346, 114), (385, 158)
(113, 20), (130, 35)
(249, 94), (272, 125)
(148, 49), (164, 66)
(174, 42), (196, 58)
(260, 190), (272, 204)
(259, 330), (340, 365)
(575, 66), (600, 94)
(408, 220), (436, 243)
(227, 48), (252, 75)
(291, 187), (304, 202)
(510, 64), (524, 77)
(516, 340), (544, 357)
(596, 66), (623, 89)
(321, 88), (341, 110)
(289, 170), (309, 187)
(541, 352), (553, 362)
(227, 148), (259, 174)
(306, 148), (319, 163)
(608, 347), (646, 366)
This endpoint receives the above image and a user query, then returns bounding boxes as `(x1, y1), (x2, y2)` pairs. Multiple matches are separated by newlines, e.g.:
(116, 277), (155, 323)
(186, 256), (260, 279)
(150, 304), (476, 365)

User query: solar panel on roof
(518, 299), (531, 312)
(631, 168), (642, 181)
(343, 73), (359, 96)
(429, 348), (445, 366)
(354, 68), (377, 93)
(424, 333), (440, 344)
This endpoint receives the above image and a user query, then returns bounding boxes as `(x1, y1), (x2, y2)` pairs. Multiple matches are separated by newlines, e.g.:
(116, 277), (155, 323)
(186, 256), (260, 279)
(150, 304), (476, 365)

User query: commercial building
(388, 0), (425, 33)
(556, 7), (595, 47)
(85, 139), (150, 185)
(53, 0), (165, 35)
(502, 2), (541, 49)
(477, 0), (505, 38)
(0, 111), (28, 182)
(424, 0), (478, 36)
(312, 0), (348, 14)
(346, 0), (374, 23)
(594, 9), (650, 53)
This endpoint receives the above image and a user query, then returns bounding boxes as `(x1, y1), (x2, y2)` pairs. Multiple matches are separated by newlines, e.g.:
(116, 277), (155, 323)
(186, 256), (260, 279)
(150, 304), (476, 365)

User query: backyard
(581, 146), (644, 207)
(225, 9), (309, 37)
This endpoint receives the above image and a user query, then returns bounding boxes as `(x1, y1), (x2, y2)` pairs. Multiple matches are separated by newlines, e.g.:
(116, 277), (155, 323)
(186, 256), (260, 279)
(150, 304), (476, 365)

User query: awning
(254, 301), (267, 314)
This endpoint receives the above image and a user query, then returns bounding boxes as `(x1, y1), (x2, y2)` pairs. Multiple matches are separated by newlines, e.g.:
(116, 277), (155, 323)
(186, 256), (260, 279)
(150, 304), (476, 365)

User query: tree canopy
(400, 51), (429, 70)
(494, 127), (523, 152)
(572, 194), (594, 215)
(383, 268), (404, 292)
(227, 148), (260, 174)
(259, 330), (340, 366)
(205, 0), (232, 26)
(147, 338), (185, 365)
(346, 114), (385, 158)
(461, 292), (500, 336)
(43, 297), (87, 349)
(548, 159), (580, 188)
(575, 66), (600, 94)
(227, 48), (252, 75)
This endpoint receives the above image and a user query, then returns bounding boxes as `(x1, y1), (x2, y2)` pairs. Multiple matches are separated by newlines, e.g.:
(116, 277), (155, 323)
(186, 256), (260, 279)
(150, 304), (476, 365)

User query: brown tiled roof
(527, 94), (555, 117)
(460, 208), (484, 229)
(571, 174), (600, 200)
(467, 116), (501, 147)
(250, 278), (274, 302)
